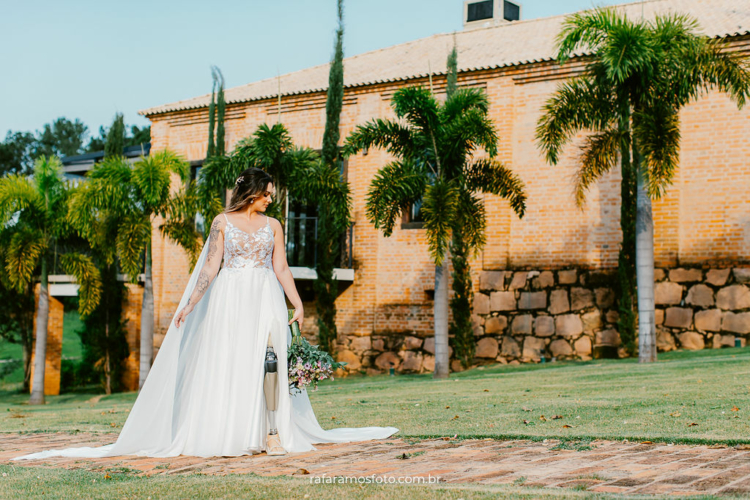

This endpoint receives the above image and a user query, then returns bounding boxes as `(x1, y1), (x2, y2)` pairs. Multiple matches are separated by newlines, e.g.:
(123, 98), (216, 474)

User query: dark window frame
(466, 0), (494, 23)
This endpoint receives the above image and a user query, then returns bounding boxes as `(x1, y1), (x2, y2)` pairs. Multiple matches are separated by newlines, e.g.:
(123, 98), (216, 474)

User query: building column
(121, 283), (144, 391)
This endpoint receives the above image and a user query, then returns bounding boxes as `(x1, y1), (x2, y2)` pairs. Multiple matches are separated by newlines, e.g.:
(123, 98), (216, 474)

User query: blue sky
(0, 0), (639, 139)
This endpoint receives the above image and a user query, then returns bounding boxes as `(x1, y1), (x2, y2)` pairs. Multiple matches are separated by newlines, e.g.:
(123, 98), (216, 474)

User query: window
(466, 0), (493, 22)
(401, 199), (425, 229)
(503, 0), (520, 21)
(190, 160), (207, 235)
(285, 198), (318, 268)
(401, 157), (435, 230)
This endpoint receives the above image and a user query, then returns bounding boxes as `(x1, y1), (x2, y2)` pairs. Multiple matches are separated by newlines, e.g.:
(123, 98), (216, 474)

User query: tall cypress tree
(315, 0), (346, 355)
(213, 66), (227, 157)
(445, 40), (476, 369)
(446, 36), (458, 96)
(104, 113), (125, 159)
(207, 77), (217, 159)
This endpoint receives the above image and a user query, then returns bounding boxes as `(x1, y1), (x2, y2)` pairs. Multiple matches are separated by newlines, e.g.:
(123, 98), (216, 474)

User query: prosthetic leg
(264, 332), (286, 455)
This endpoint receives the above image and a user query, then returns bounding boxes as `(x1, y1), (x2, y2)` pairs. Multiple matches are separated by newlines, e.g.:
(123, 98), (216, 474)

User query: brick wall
(141, 42), (750, 373)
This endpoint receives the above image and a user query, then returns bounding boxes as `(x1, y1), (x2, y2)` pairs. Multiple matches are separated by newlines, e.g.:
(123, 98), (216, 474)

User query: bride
(12, 167), (398, 460)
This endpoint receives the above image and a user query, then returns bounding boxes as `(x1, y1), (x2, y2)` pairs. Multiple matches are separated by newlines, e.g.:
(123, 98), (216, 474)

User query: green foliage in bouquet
(287, 310), (347, 394)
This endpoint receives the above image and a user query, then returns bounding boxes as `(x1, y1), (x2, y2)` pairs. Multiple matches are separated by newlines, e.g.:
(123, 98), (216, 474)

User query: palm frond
(364, 160), (428, 237)
(132, 155), (173, 211)
(284, 146), (320, 177)
(116, 212), (151, 284)
(598, 18), (653, 84)
(229, 136), (256, 170)
(59, 252), (102, 317)
(84, 156), (134, 214)
(341, 118), (416, 159)
(441, 87), (490, 123)
(232, 123), (295, 188)
(67, 181), (102, 240)
(48, 183), (75, 240)
(87, 154), (132, 183)
(198, 155), (237, 196)
(4, 227), (46, 292)
(421, 178), (459, 265)
(535, 76), (616, 164)
(556, 8), (621, 64)
(455, 190), (487, 256)
(633, 105), (680, 199)
(0, 174), (44, 223)
(152, 149), (190, 183)
(676, 36), (750, 109)
(464, 159), (527, 218)
(32, 155), (66, 202)
(574, 127), (623, 208)
(391, 86), (440, 137)
(442, 107), (499, 168)
(294, 161), (353, 231)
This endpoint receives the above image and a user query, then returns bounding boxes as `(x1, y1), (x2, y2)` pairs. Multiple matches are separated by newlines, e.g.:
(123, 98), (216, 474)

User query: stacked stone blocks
(655, 268), (750, 351)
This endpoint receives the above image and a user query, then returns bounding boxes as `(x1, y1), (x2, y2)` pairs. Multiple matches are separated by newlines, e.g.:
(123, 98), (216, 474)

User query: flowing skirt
(12, 264), (398, 460)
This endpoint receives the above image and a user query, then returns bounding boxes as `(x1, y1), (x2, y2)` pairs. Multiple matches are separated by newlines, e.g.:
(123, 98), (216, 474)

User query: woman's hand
(289, 306), (304, 327)
(174, 304), (194, 328)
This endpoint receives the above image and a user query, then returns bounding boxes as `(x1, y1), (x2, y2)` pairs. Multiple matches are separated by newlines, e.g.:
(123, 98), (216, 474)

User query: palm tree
(0, 156), (102, 403)
(0, 236), (35, 391)
(65, 113), (134, 395)
(69, 150), (190, 388)
(536, 9), (750, 362)
(343, 85), (526, 378)
(230, 123), (319, 225)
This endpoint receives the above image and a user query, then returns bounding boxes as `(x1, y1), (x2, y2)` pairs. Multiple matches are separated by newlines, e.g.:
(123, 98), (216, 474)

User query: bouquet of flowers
(287, 310), (347, 395)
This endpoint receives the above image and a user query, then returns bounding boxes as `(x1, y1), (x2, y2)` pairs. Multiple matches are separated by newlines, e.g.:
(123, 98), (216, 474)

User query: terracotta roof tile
(139, 0), (749, 116)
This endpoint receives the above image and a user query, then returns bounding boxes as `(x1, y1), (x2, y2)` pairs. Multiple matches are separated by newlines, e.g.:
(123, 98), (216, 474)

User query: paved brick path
(3, 433), (750, 496)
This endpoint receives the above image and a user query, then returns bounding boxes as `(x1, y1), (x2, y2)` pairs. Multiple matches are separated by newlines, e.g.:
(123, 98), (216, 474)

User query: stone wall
(335, 268), (617, 375)
(335, 266), (750, 375)
(655, 268), (750, 351)
(471, 269), (617, 365)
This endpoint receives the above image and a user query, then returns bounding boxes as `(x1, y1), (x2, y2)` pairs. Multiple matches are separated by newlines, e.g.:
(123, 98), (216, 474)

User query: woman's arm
(269, 217), (304, 326)
(174, 215), (225, 328)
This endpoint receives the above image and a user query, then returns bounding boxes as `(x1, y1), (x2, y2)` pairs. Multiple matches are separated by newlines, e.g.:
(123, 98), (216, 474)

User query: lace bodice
(222, 214), (275, 270)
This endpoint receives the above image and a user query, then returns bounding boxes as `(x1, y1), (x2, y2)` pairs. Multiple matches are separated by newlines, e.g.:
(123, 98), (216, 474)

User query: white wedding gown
(12, 214), (398, 460)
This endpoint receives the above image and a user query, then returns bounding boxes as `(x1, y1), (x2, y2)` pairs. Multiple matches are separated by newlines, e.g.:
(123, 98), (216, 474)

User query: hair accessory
(235, 176), (244, 185)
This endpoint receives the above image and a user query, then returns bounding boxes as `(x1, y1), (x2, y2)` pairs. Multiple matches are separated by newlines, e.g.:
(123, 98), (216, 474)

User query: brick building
(132, 0), (749, 377)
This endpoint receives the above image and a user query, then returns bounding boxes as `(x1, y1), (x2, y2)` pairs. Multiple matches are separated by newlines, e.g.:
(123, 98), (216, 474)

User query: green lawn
(2, 347), (749, 446)
(0, 310), (84, 390)
(2, 348), (746, 500)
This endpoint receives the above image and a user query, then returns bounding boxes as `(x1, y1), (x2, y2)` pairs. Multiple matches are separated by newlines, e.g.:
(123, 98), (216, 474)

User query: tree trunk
(139, 240), (154, 390)
(105, 318), (111, 395)
(616, 106), (638, 357)
(433, 258), (450, 379)
(22, 286), (33, 393)
(635, 149), (657, 363)
(30, 258), (48, 405)
(22, 343), (31, 393)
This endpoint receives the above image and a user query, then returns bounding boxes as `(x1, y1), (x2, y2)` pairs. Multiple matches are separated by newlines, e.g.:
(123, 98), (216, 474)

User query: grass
(0, 464), (723, 500)
(1, 347), (749, 446)
(2, 348), (747, 499)
(0, 310), (84, 390)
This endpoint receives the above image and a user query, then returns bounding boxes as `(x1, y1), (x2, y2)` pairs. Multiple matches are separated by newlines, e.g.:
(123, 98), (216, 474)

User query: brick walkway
(3, 433), (750, 496)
